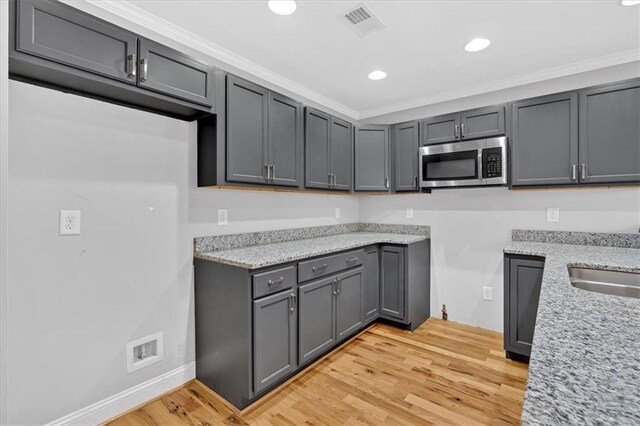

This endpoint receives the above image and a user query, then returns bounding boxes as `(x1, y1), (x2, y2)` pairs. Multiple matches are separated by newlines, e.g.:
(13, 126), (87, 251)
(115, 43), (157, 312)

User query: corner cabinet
(304, 108), (353, 191)
(355, 125), (390, 192)
(393, 121), (420, 192)
(362, 246), (380, 324)
(226, 75), (302, 187)
(504, 254), (545, 358)
(380, 246), (406, 320)
(10, 0), (215, 120)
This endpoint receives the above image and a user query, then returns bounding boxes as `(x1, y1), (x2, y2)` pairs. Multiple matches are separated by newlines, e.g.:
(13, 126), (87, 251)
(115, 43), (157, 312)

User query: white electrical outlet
(547, 207), (560, 223)
(483, 286), (493, 301)
(406, 207), (414, 219)
(335, 207), (341, 219)
(218, 209), (228, 226)
(59, 210), (81, 236)
(126, 332), (164, 373)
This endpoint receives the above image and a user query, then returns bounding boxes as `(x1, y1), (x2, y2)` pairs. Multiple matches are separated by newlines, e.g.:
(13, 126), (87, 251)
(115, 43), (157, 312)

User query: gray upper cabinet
(226, 76), (269, 185)
(423, 113), (460, 145)
(16, 0), (138, 84)
(138, 38), (214, 107)
(329, 118), (353, 191)
(335, 267), (364, 342)
(268, 93), (302, 187)
(355, 125), (390, 192)
(460, 105), (506, 140)
(305, 109), (331, 189)
(504, 255), (544, 358)
(511, 92), (578, 187)
(380, 246), (406, 321)
(362, 246), (380, 324)
(578, 80), (640, 185)
(393, 122), (420, 191)
(253, 290), (297, 394)
(298, 276), (336, 365)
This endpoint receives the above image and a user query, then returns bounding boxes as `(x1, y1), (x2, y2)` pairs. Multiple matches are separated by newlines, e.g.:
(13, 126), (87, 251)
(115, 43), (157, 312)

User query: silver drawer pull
(312, 264), (328, 272)
(333, 278), (339, 295)
(267, 277), (284, 286)
(290, 294), (297, 312)
(346, 257), (359, 264)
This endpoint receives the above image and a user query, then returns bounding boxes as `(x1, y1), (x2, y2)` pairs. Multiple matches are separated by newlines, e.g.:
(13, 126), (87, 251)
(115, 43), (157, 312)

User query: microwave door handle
(477, 149), (483, 182)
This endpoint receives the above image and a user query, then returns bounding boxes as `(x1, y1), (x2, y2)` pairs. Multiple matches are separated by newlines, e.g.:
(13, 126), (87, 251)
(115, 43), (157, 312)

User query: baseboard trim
(45, 362), (196, 426)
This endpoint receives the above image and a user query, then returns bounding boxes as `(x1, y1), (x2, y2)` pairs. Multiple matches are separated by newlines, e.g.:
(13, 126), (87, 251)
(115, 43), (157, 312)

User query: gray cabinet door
(380, 246), (406, 320)
(335, 267), (364, 342)
(363, 246), (380, 324)
(16, 0), (138, 84)
(305, 108), (331, 189)
(226, 76), (268, 185)
(354, 126), (390, 191)
(579, 80), (640, 184)
(330, 117), (353, 191)
(268, 93), (302, 187)
(394, 122), (420, 191)
(422, 113), (460, 145)
(298, 276), (336, 365)
(511, 93), (579, 186)
(460, 105), (506, 140)
(138, 38), (214, 107)
(253, 290), (297, 394)
(505, 256), (544, 357)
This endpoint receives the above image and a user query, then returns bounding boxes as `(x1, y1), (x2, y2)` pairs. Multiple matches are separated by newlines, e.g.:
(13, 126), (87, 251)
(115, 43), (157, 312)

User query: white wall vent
(342, 3), (386, 37)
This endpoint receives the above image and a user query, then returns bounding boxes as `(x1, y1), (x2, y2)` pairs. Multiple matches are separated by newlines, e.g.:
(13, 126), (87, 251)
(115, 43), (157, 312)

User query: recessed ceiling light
(368, 70), (387, 80)
(268, 1), (297, 16)
(464, 38), (491, 52)
(620, 0), (640, 5)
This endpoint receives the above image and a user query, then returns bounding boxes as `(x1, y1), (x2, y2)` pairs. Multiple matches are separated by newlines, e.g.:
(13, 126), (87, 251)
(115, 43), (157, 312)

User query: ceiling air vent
(343, 3), (385, 37)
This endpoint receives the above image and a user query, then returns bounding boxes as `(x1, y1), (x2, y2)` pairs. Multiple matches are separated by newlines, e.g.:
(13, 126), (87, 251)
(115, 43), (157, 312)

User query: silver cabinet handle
(290, 294), (297, 312)
(414, 176), (418, 189)
(267, 277), (284, 287)
(265, 164), (270, 181)
(571, 164), (577, 181)
(332, 174), (337, 187)
(338, 280), (342, 294)
(454, 124), (459, 139)
(140, 58), (148, 82)
(333, 278), (339, 295)
(270, 164), (275, 182)
(346, 257), (359, 264)
(312, 264), (328, 272)
(384, 177), (389, 189)
(460, 123), (466, 138)
(580, 163), (586, 180)
(328, 174), (332, 188)
(127, 53), (136, 78)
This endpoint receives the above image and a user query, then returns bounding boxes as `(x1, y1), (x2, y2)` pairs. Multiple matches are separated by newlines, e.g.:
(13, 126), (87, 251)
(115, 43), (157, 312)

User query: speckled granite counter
(194, 223), (430, 269)
(505, 231), (640, 425)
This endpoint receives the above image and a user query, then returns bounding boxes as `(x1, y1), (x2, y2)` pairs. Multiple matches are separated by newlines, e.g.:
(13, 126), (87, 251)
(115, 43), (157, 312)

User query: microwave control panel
(482, 147), (503, 178)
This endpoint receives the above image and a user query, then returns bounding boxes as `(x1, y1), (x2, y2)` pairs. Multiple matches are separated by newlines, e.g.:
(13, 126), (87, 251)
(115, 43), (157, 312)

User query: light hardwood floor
(106, 318), (528, 425)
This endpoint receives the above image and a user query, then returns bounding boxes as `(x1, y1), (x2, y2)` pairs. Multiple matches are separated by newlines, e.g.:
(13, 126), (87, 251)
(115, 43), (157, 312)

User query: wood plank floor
(106, 318), (528, 425)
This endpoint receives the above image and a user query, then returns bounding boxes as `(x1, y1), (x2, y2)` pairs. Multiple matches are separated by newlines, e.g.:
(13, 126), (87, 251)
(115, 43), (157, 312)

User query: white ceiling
(97, 0), (640, 119)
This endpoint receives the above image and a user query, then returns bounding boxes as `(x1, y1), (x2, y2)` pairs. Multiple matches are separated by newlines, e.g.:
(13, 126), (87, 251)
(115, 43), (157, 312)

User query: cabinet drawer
(252, 266), (295, 299)
(298, 249), (364, 282)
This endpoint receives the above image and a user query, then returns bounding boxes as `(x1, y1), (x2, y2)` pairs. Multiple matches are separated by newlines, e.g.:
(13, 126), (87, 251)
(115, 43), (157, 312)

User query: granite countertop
(505, 238), (640, 425)
(194, 223), (430, 269)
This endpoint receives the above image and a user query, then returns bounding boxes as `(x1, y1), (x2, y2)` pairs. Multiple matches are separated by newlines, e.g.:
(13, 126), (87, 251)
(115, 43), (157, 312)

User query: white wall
(360, 187), (640, 331)
(6, 81), (358, 425)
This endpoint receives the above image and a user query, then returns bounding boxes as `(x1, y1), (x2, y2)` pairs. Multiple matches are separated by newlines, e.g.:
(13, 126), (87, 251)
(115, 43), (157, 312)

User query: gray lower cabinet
(226, 75), (302, 187)
(138, 38), (214, 107)
(393, 122), (420, 191)
(423, 113), (459, 145)
(362, 246), (380, 324)
(380, 246), (406, 320)
(329, 117), (353, 191)
(511, 92), (579, 187)
(335, 267), (364, 342)
(298, 276), (336, 365)
(253, 290), (297, 394)
(504, 255), (545, 358)
(578, 80), (640, 184)
(460, 105), (506, 141)
(355, 125), (390, 191)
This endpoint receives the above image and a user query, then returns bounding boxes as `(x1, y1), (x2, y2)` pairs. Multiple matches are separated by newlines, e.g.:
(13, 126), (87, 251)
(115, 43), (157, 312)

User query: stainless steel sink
(568, 267), (640, 299)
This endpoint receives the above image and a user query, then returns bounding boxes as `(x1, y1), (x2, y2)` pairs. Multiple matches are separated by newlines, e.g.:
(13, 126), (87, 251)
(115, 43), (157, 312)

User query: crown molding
(78, 0), (360, 120)
(69, 1), (639, 122)
(358, 49), (640, 120)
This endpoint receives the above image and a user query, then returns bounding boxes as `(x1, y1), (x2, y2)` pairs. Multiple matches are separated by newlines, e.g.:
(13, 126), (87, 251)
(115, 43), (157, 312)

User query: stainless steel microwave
(419, 137), (508, 188)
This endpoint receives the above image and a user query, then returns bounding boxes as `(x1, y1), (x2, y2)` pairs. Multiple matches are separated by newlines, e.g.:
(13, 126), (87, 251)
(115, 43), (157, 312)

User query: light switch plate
(335, 207), (341, 219)
(406, 207), (414, 219)
(547, 207), (560, 223)
(483, 286), (493, 301)
(59, 210), (81, 236)
(218, 209), (228, 226)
